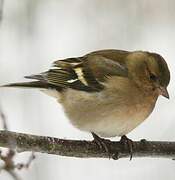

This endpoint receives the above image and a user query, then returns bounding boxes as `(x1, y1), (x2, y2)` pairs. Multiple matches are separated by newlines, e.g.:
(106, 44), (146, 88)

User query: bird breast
(60, 77), (158, 137)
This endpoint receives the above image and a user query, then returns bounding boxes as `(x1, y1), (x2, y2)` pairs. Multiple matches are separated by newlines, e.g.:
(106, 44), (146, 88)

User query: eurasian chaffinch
(2, 49), (170, 155)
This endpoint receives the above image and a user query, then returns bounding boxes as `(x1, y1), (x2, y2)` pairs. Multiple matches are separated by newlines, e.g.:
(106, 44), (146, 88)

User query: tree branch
(0, 130), (175, 160)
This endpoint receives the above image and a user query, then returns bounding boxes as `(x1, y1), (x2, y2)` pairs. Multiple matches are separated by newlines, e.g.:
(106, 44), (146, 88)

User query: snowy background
(0, 0), (175, 179)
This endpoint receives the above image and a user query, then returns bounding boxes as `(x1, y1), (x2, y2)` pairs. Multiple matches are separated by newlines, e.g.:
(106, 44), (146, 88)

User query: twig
(0, 105), (35, 179)
(8, 170), (21, 180)
(0, 0), (4, 23)
(0, 105), (8, 130)
(0, 149), (21, 180)
(0, 130), (174, 160)
(15, 152), (35, 170)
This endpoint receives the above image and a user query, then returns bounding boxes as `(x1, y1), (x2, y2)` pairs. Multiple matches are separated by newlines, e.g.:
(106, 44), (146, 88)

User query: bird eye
(150, 73), (157, 81)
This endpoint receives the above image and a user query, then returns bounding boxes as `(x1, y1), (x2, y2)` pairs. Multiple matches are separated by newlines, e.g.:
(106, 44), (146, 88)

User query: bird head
(127, 51), (170, 99)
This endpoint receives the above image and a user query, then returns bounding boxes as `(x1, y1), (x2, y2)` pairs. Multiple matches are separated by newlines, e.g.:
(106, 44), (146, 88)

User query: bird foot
(120, 135), (134, 160)
(91, 132), (111, 158)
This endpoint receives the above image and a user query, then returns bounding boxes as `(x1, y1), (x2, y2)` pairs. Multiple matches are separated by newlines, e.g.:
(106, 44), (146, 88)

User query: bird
(1, 49), (170, 158)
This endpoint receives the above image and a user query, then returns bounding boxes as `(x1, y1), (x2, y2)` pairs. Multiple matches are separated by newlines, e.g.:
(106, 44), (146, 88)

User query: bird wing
(25, 51), (128, 92)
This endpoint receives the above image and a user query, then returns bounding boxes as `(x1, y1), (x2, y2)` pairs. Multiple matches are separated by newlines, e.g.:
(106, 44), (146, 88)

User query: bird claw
(91, 132), (111, 158)
(91, 133), (134, 160)
(120, 135), (134, 160)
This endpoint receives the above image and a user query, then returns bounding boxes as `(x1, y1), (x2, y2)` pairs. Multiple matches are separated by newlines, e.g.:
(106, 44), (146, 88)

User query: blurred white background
(0, 0), (175, 179)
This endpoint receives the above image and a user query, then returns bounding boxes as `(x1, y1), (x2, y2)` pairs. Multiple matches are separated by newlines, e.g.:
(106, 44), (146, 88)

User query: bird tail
(1, 81), (50, 89)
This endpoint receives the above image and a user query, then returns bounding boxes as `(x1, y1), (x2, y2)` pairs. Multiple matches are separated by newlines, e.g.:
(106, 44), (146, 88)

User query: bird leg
(120, 135), (134, 160)
(91, 132), (111, 157)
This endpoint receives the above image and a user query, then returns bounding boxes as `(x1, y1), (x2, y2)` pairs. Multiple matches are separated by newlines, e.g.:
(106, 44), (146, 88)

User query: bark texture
(0, 130), (175, 160)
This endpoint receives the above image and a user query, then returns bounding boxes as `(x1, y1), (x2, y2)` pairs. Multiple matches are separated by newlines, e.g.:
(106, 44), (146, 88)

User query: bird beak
(158, 86), (169, 99)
